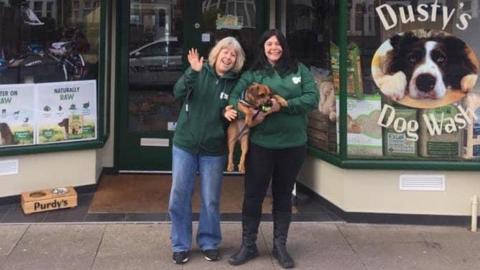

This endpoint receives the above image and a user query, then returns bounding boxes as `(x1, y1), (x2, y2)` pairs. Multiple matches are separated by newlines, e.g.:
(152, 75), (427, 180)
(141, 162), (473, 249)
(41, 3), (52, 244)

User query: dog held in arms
(372, 31), (478, 101)
(226, 83), (288, 173)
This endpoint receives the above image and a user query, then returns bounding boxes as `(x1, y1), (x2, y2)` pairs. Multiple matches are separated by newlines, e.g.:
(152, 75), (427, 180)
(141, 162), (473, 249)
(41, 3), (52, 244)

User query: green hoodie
(229, 63), (319, 149)
(173, 64), (238, 155)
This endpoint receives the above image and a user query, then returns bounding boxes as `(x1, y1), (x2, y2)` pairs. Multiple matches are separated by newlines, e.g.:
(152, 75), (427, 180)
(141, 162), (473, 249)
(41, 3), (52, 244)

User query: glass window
(0, 0), (102, 147)
(281, 0), (340, 154)
(33, 1), (42, 17)
(346, 0), (480, 161)
(46, 2), (53, 18)
(139, 43), (166, 57)
(200, 0), (259, 68)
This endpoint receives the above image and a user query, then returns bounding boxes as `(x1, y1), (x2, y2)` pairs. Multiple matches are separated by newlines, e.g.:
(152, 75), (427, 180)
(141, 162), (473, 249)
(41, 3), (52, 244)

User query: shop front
(301, 0), (480, 223)
(1, 0), (480, 223)
(115, 0), (267, 171)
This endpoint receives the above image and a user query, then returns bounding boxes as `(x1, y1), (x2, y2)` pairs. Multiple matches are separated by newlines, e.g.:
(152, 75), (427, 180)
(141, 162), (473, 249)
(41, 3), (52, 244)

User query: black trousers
(242, 142), (306, 218)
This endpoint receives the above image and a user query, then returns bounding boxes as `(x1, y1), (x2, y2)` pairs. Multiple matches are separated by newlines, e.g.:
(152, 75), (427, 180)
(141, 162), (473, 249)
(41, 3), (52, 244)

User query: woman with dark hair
(225, 29), (319, 268)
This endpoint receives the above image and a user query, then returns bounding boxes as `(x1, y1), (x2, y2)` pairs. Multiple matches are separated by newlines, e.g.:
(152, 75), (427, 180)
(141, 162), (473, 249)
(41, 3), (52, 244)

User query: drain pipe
(472, 195), (478, 232)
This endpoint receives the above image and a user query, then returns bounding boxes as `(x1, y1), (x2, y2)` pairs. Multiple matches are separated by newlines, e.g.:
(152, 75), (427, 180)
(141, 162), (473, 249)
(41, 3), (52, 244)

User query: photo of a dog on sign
(371, 30), (479, 109)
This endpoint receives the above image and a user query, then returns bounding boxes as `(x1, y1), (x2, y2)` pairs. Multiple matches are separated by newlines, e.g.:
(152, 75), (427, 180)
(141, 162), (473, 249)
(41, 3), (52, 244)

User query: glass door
(116, 0), (267, 171)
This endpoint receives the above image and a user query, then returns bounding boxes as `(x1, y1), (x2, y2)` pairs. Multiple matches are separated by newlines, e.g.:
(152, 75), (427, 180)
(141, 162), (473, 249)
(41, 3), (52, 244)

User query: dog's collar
(239, 88), (273, 112)
(240, 88), (255, 107)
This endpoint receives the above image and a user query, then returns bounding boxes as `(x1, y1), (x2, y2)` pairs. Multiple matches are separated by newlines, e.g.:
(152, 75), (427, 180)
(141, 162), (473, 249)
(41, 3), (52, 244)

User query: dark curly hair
(251, 29), (298, 76)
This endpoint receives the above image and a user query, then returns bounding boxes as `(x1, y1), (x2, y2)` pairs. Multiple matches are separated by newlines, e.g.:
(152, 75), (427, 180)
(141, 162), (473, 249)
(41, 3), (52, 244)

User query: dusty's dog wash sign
(376, 1), (472, 31)
(378, 104), (477, 141)
(370, 1), (480, 141)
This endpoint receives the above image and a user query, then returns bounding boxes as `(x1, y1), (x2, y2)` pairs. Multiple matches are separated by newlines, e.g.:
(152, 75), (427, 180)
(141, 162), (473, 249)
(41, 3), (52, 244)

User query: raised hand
(187, 48), (203, 72)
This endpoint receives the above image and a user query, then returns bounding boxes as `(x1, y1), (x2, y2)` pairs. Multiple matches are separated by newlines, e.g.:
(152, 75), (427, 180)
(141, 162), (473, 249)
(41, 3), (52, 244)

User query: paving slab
(421, 226), (480, 270)
(0, 221), (478, 270)
(261, 222), (366, 270)
(2, 224), (104, 270)
(92, 223), (178, 270)
(184, 222), (276, 270)
(0, 224), (28, 267)
(338, 224), (458, 270)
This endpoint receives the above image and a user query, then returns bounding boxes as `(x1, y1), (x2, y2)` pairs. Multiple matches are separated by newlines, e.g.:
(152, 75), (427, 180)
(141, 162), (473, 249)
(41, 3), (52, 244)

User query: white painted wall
(0, 150), (97, 197)
(299, 156), (480, 216)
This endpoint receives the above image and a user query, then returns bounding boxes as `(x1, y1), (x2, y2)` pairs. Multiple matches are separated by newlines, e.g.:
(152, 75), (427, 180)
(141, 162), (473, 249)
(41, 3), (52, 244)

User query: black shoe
(273, 211), (294, 269)
(228, 244), (259, 265)
(172, 251), (190, 264)
(273, 243), (294, 269)
(202, 249), (220, 261)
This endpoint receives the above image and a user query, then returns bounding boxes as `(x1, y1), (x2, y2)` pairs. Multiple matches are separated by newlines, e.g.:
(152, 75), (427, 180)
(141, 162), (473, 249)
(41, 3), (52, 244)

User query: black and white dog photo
(372, 31), (478, 101)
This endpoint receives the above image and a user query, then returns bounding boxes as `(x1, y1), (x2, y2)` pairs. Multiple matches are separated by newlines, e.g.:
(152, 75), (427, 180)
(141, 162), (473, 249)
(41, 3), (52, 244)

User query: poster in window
(35, 80), (97, 144)
(371, 29), (479, 109)
(0, 84), (35, 147)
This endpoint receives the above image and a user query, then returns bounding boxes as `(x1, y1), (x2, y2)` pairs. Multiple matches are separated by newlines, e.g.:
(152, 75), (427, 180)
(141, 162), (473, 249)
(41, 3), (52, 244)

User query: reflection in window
(283, 0), (339, 154)
(0, 0), (101, 85)
(128, 0), (183, 132)
(0, 0), (103, 147)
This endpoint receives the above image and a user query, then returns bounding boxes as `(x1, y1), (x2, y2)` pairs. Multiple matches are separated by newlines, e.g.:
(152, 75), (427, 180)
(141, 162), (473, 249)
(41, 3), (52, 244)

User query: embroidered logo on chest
(292, 76), (301, 84)
(219, 92), (229, 100)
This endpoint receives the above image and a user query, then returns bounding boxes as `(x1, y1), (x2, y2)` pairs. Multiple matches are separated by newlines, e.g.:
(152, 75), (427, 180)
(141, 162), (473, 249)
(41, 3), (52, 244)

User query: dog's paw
(227, 162), (235, 172)
(238, 163), (245, 173)
(273, 95), (288, 107)
(461, 74), (478, 92)
(378, 72), (407, 101)
(329, 111), (337, 122)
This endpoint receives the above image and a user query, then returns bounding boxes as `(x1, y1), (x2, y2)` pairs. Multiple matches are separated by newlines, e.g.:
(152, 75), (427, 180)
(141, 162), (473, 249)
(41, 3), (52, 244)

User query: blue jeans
(169, 145), (225, 252)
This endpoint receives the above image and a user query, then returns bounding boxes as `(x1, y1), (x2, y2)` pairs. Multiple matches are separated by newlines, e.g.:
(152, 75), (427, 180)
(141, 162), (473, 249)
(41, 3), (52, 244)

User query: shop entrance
(116, 0), (267, 171)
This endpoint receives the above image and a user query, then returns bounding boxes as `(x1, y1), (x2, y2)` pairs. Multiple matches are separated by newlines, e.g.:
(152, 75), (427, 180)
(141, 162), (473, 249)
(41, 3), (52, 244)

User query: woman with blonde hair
(169, 36), (245, 264)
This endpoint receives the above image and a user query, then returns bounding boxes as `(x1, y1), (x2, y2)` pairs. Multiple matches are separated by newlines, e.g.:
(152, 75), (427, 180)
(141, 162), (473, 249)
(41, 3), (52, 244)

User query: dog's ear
(441, 36), (477, 73)
(245, 85), (257, 103)
(261, 84), (272, 95)
(390, 32), (419, 51)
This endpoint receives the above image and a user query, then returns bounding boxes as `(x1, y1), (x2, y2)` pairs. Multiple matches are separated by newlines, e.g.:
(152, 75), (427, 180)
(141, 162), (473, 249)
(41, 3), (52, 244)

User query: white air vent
(0, 160), (18, 176)
(399, 175), (445, 191)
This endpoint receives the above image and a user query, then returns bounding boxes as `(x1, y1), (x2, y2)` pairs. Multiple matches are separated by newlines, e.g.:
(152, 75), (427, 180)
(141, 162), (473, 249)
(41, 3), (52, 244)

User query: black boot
(228, 216), (260, 265)
(272, 211), (294, 269)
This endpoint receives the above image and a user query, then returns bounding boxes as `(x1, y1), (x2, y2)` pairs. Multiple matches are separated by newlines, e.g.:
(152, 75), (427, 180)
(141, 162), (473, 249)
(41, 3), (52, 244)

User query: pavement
(1, 221), (480, 270)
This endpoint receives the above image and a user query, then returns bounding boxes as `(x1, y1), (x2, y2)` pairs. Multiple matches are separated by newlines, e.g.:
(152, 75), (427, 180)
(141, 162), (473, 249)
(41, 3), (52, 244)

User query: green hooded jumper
(229, 63), (319, 149)
(173, 63), (238, 155)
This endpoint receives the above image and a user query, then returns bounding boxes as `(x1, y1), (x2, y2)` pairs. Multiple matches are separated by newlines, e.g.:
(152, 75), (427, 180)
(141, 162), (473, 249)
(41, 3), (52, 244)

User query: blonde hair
(208, 37), (245, 73)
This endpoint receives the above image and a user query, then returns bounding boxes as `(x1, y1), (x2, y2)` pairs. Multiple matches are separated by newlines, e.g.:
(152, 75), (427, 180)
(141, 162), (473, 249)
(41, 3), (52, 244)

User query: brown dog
(226, 83), (288, 172)
(58, 118), (69, 139)
(0, 122), (15, 145)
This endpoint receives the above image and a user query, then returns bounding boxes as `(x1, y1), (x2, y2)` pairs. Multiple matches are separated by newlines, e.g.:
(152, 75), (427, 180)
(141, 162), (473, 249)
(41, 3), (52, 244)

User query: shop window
(33, 1), (42, 17)
(200, 0), (261, 69)
(0, 0), (106, 151)
(282, 0), (340, 154)
(46, 2), (53, 18)
(341, 0), (480, 162)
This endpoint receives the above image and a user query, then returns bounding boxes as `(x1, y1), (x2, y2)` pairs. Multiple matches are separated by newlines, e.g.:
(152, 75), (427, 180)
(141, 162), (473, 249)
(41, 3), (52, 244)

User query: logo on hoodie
(219, 92), (229, 100)
(292, 76), (301, 84)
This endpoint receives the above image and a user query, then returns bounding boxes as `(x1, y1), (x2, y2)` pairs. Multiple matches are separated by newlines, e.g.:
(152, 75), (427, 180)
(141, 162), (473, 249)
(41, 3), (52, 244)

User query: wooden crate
(308, 111), (337, 152)
(21, 187), (77, 215)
